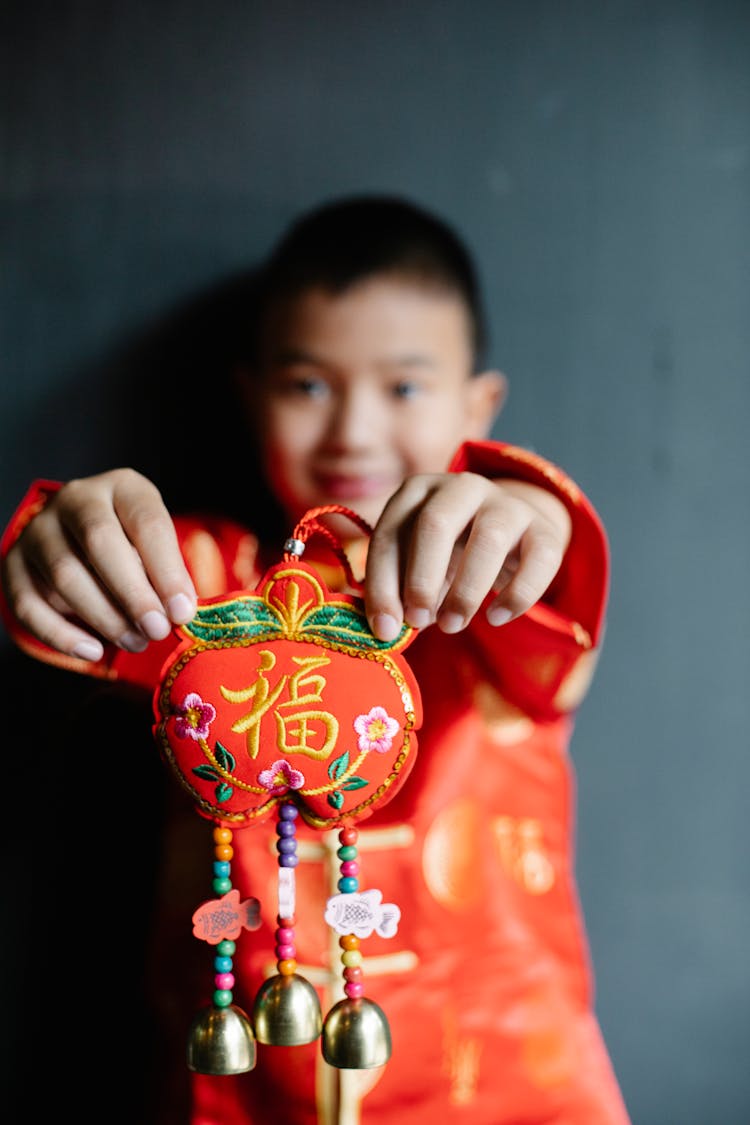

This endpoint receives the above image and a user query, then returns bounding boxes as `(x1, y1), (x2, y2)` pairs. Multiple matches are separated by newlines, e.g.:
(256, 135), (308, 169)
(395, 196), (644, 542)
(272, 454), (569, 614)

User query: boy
(1, 196), (630, 1123)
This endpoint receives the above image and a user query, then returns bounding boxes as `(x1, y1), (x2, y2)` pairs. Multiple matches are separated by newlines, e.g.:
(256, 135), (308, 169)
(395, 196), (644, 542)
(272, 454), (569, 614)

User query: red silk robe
(0, 441), (631, 1125)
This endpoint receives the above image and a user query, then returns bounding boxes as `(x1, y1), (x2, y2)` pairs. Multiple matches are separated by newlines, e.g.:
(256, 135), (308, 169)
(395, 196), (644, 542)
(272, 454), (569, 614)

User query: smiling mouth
(314, 472), (394, 500)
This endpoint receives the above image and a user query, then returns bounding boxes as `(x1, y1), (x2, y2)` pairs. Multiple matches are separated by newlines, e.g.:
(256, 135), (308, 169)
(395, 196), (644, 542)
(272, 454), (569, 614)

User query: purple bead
(276, 837), (297, 855)
(279, 803), (299, 821)
(276, 821), (296, 837)
(279, 853), (299, 867)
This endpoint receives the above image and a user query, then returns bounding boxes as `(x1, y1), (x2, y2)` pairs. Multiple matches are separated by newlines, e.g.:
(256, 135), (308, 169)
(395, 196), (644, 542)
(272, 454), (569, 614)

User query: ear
(464, 370), (508, 439)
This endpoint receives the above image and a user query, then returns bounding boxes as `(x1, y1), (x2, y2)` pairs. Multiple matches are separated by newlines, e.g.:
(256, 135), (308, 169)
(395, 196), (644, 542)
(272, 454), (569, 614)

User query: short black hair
(253, 194), (488, 369)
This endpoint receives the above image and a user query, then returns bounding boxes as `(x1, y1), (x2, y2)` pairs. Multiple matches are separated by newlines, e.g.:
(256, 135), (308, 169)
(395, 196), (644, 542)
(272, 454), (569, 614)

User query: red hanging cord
(283, 505), (374, 591)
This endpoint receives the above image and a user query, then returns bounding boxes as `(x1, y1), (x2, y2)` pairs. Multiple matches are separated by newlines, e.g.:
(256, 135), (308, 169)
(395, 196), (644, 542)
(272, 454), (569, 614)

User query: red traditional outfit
(1, 441), (631, 1125)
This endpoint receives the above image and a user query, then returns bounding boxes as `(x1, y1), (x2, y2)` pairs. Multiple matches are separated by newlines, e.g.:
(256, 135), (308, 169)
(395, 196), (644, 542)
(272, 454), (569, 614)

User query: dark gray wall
(2, 2), (749, 1121)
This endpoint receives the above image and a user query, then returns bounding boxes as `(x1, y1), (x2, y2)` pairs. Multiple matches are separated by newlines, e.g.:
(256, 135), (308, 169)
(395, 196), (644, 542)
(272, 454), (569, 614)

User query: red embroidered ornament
(152, 506), (422, 1075)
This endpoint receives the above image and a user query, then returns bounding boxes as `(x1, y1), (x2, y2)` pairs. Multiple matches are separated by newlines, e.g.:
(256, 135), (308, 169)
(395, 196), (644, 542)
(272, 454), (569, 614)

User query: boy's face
(246, 276), (505, 529)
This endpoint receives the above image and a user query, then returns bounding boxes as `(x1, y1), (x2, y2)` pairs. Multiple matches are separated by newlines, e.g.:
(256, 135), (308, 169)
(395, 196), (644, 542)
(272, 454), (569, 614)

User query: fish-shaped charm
(192, 888), (261, 944)
(324, 888), (401, 939)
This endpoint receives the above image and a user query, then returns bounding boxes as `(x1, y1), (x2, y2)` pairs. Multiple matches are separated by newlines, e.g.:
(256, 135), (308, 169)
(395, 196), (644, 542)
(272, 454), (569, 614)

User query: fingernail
(139, 610), (172, 641)
(404, 607), (432, 630)
(486, 605), (513, 627)
(438, 611), (465, 634)
(73, 639), (104, 662)
(119, 629), (149, 653)
(167, 593), (195, 623)
(371, 613), (400, 642)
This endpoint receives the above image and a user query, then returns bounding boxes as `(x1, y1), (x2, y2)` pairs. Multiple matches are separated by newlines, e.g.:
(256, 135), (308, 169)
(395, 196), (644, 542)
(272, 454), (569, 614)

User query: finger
(57, 475), (194, 639)
(401, 475), (500, 632)
(434, 495), (528, 632)
(366, 475), (453, 639)
(14, 519), (149, 652)
(486, 527), (564, 625)
(4, 547), (108, 660)
(491, 549), (520, 594)
(111, 476), (197, 626)
(364, 483), (419, 641)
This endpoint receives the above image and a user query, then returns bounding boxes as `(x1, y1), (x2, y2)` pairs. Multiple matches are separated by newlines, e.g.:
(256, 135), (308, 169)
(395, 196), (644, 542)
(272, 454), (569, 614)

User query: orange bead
(215, 844), (234, 861)
(339, 933), (360, 951)
(213, 826), (232, 845)
(278, 959), (297, 976)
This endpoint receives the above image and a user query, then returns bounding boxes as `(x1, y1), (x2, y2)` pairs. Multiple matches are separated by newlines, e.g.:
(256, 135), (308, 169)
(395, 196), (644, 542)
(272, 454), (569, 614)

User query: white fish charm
(325, 888), (401, 938)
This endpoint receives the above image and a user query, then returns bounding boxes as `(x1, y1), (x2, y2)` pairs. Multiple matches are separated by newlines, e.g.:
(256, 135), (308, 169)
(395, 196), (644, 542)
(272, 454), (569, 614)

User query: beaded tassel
(321, 825), (395, 1068)
(211, 826), (237, 1010)
(275, 802), (299, 979)
(251, 802), (323, 1046)
(336, 826), (366, 1000)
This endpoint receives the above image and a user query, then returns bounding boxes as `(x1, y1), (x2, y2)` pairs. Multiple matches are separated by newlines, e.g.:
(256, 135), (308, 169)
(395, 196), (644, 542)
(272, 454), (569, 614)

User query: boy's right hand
(1, 469), (197, 662)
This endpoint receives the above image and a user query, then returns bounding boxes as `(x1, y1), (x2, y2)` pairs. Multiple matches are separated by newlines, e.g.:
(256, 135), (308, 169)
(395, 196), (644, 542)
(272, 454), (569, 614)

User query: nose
(324, 383), (381, 450)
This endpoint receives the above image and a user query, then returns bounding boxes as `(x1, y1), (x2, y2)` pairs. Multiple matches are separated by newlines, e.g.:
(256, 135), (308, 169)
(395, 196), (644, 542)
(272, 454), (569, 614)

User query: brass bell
(186, 1003), (257, 1075)
(321, 997), (392, 1069)
(252, 972), (323, 1046)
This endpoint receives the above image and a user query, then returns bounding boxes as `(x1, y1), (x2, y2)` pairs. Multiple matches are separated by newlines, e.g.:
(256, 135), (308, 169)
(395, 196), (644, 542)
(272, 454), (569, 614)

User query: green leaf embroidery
(328, 751), (350, 781)
(342, 776), (368, 791)
(215, 742), (236, 771)
(216, 782), (234, 803)
(182, 595), (280, 643)
(304, 603), (409, 651)
(327, 790), (345, 810)
(193, 764), (220, 781)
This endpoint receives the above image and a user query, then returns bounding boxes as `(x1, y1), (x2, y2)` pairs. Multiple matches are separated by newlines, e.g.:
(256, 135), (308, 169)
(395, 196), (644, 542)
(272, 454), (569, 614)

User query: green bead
(337, 845), (357, 861)
(217, 939), (236, 956)
(212, 876), (232, 894)
(213, 989), (233, 1008)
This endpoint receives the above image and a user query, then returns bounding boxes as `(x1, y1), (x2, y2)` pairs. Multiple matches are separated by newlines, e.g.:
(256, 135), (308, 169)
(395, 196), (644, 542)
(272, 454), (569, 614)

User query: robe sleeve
(448, 441), (610, 721)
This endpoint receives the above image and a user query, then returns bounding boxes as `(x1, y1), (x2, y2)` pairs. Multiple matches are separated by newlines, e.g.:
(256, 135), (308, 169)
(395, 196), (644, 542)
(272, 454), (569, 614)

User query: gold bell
(321, 997), (392, 1069)
(186, 1003), (257, 1075)
(253, 972), (323, 1046)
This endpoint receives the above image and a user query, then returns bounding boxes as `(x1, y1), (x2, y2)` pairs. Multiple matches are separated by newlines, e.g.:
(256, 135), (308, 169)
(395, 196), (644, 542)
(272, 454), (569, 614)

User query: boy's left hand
(364, 472), (571, 642)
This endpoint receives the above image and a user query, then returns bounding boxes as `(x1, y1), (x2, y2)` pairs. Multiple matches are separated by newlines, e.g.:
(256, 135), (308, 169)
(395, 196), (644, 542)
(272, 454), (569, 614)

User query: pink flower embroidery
(258, 759), (305, 796)
(175, 692), (217, 741)
(354, 706), (400, 754)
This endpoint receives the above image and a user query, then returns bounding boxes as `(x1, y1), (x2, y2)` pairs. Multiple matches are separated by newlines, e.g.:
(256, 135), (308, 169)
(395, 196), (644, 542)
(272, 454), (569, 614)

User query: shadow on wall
(0, 273), (291, 1114)
(13, 267), (290, 543)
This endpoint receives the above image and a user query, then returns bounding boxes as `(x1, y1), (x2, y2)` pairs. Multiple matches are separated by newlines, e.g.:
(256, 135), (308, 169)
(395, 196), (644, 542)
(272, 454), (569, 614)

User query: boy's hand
(1, 469), (197, 661)
(364, 472), (572, 642)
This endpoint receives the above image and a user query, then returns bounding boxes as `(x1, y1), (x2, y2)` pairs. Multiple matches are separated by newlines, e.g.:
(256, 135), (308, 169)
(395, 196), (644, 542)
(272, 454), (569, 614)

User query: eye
(391, 379), (421, 400)
(295, 375), (327, 396)
(276, 371), (329, 399)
